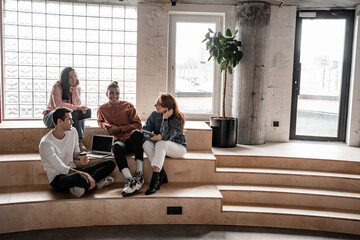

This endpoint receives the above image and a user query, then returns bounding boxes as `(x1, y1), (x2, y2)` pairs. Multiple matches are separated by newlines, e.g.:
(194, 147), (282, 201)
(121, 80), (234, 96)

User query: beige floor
(0, 224), (358, 239)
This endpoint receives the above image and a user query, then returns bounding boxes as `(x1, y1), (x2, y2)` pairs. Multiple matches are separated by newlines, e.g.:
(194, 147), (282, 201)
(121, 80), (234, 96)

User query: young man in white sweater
(39, 107), (115, 197)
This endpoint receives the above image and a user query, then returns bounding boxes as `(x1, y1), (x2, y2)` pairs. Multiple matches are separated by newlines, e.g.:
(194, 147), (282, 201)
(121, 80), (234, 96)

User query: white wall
(346, 11), (360, 146)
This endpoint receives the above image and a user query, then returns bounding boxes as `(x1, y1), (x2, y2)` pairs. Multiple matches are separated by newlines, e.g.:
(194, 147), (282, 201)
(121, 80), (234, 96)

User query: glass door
(290, 11), (354, 141)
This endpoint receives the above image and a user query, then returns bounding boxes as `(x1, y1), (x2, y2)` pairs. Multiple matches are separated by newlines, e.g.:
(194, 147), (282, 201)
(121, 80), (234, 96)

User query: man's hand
(79, 154), (89, 165)
(150, 134), (162, 141)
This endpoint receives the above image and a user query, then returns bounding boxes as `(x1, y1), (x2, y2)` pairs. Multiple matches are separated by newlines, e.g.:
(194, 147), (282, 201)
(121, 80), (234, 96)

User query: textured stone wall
(234, 2), (271, 145)
(346, 12), (360, 146)
(264, 6), (296, 142)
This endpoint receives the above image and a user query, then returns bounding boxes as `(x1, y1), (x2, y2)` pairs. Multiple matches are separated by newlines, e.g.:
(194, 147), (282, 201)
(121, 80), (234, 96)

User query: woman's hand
(77, 106), (87, 114)
(163, 108), (173, 119)
(150, 134), (162, 141)
(106, 125), (121, 135)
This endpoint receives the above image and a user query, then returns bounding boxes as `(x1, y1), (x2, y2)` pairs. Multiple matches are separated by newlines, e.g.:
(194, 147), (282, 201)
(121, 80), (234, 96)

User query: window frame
(1, 0), (137, 120)
(290, 10), (354, 141)
(168, 13), (223, 120)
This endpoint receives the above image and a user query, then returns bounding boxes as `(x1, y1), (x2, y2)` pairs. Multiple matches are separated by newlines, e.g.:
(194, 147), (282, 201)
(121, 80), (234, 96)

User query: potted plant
(202, 28), (243, 147)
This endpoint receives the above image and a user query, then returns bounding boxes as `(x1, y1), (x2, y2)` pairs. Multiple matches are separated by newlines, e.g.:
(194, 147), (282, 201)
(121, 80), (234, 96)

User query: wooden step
(215, 167), (360, 192)
(0, 151), (217, 186)
(1, 153), (359, 192)
(218, 185), (360, 212)
(222, 204), (360, 220)
(0, 120), (212, 153)
(0, 183), (222, 234)
(216, 155), (360, 174)
(221, 203), (360, 234)
(1, 183), (360, 235)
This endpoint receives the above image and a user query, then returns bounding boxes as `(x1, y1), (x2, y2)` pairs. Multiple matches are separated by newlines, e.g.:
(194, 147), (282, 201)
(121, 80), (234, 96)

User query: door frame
(290, 10), (354, 141)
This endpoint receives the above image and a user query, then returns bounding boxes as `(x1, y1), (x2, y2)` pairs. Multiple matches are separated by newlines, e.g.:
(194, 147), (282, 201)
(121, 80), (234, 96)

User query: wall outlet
(273, 121), (279, 127)
(167, 206), (182, 215)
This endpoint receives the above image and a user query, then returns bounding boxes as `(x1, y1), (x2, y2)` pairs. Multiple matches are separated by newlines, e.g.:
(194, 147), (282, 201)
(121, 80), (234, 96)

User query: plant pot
(210, 117), (238, 147)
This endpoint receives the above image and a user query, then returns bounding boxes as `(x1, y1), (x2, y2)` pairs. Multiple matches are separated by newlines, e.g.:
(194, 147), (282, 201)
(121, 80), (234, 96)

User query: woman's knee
(112, 142), (125, 154)
(130, 129), (142, 139)
(154, 140), (167, 150)
(142, 140), (153, 150)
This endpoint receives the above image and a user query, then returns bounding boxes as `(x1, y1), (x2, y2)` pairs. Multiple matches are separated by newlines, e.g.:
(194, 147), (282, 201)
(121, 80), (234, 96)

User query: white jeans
(143, 140), (187, 169)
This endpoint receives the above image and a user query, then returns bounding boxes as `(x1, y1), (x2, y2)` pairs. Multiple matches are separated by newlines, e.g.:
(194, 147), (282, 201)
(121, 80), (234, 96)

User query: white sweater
(39, 127), (80, 183)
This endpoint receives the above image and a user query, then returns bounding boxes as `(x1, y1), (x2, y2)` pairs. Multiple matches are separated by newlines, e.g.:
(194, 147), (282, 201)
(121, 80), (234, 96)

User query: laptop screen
(91, 135), (114, 153)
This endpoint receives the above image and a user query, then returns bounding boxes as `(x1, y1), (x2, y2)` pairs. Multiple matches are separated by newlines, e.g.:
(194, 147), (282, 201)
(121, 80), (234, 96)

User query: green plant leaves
(202, 28), (243, 119)
(226, 29), (232, 37)
(203, 28), (243, 74)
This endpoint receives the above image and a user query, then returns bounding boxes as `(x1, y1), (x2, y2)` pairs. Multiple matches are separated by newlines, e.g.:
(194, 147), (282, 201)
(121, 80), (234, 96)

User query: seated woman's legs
(143, 140), (155, 166)
(144, 141), (186, 195)
(71, 110), (86, 151)
(144, 140), (167, 195)
(113, 141), (130, 173)
(113, 140), (137, 195)
(129, 130), (144, 162)
(43, 110), (55, 128)
(129, 130), (145, 190)
(71, 110), (85, 139)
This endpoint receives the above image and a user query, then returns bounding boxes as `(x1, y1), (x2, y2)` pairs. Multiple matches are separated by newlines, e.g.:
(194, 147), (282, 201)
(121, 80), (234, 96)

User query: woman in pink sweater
(43, 67), (88, 151)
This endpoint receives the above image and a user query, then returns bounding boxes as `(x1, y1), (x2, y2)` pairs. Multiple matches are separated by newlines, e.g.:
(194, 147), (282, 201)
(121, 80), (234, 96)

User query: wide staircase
(0, 121), (359, 235)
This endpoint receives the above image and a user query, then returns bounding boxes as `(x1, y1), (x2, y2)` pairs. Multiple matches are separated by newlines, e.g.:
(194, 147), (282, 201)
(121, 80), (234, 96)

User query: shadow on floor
(0, 225), (358, 240)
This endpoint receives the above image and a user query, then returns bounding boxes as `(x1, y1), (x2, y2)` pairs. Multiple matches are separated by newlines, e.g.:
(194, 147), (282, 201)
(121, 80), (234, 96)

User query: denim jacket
(143, 111), (187, 149)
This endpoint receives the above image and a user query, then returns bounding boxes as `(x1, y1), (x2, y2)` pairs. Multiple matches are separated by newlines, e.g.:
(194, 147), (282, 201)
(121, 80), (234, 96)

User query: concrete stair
(0, 121), (360, 235)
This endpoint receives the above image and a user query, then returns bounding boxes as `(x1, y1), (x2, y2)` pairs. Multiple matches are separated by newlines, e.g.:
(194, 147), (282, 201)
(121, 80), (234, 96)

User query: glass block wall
(2, 0), (137, 119)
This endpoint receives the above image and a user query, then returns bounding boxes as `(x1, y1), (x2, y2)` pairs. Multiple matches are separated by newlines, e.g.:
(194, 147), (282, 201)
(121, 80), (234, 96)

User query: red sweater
(97, 101), (142, 142)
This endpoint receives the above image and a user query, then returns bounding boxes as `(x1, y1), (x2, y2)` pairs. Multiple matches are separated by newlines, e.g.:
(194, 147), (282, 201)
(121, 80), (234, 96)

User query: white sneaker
(133, 171), (144, 191)
(70, 187), (85, 197)
(97, 176), (115, 189)
(121, 177), (136, 196)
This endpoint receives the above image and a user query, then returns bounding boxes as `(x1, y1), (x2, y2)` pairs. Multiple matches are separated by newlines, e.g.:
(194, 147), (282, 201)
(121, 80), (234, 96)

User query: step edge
(222, 204), (360, 220)
(216, 167), (360, 179)
(217, 185), (360, 198)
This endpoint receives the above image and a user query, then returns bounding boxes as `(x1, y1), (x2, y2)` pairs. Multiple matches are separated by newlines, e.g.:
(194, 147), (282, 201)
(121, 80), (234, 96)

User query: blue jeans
(43, 110), (85, 139)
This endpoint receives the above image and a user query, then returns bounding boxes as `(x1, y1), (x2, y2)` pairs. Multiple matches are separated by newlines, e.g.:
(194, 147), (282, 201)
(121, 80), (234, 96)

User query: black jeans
(50, 160), (115, 192)
(113, 130), (143, 171)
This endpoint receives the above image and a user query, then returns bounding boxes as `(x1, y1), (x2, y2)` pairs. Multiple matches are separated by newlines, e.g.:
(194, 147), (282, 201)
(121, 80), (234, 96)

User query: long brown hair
(158, 93), (185, 134)
(58, 67), (75, 101)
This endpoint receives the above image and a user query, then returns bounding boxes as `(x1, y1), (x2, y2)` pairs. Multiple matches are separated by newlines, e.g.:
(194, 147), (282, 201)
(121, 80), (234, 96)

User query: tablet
(141, 129), (156, 137)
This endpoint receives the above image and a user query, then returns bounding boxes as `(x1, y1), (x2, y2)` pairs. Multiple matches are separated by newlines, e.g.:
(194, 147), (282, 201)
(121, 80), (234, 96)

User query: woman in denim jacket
(142, 93), (187, 195)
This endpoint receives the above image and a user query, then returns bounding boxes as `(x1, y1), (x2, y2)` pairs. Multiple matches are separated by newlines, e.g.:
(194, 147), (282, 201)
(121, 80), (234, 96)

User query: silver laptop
(86, 134), (114, 158)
